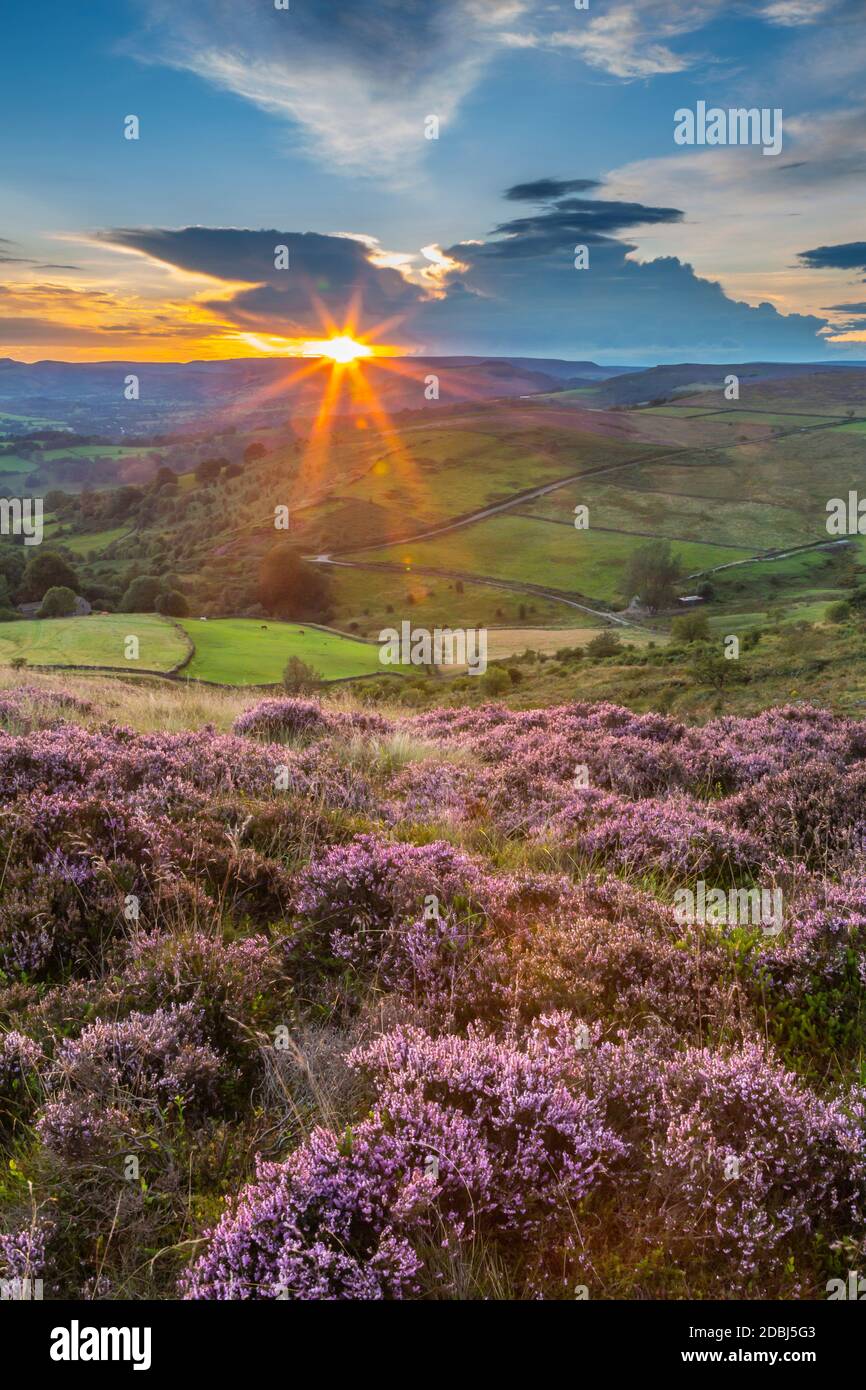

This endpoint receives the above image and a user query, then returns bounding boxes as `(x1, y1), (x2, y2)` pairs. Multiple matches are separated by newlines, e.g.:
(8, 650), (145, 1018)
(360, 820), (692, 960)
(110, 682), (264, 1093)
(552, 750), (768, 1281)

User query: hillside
(2, 672), (866, 1302)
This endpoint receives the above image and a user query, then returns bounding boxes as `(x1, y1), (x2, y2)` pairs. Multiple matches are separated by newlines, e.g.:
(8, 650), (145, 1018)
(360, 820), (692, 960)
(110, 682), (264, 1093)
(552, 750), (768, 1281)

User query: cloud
(90, 177), (833, 360)
(541, 0), (848, 80)
(505, 178), (600, 202)
(130, 0), (536, 176)
(484, 189), (683, 258)
(760, 0), (834, 25)
(544, 4), (714, 80)
(597, 108), (866, 331)
(420, 180), (827, 357)
(96, 226), (423, 337)
(798, 242), (866, 272)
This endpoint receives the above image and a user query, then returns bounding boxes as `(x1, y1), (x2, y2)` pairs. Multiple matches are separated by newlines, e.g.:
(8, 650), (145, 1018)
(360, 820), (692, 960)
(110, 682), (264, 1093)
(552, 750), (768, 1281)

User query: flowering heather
(232, 697), (333, 741)
(183, 1021), (623, 1299)
(0, 1216), (54, 1284)
(0, 1030), (44, 1129)
(3, 685), (866, 1300)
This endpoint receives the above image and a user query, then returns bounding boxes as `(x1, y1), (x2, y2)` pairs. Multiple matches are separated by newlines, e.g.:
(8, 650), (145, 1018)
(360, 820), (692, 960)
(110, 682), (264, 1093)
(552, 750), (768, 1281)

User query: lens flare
(304, 335), (373, 364)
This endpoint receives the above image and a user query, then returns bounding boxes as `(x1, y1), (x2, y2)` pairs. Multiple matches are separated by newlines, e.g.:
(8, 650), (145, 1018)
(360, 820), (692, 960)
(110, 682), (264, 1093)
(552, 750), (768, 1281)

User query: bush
(480, 665), (510, 695)
(233, 696), (330, 740)
(671, 611), (710, 643)
(120, 576), (162, 612)
(155, 589), (189, 617)
(282, 656), (322, 693)
(37, 585), (77, 619)
(18, 549), (78, 603)
(826, 601), (850, 624)
(587, 631), (622, 658)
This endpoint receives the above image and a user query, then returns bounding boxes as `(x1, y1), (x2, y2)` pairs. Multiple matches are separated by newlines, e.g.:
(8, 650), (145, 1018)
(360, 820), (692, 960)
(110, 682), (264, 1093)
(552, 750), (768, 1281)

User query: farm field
(177, 617), (394, 684)
(326, 563), (572, 637)
(484, 623), (656, 659)
(40, 524), (132, 555)
(297, 422), (660, 550)
(519, 479), (813, 551)
(0, 612), (189, 671)
(356, 513), (755, 605)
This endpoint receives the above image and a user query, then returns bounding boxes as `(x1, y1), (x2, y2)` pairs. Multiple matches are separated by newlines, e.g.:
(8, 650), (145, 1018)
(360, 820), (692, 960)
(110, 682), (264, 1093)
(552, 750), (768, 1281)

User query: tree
(120, 575), (162, 612)
(689, 646), (742, 691)
(195, 457), (223, 485)
(623, 540), (682, 613)
(152, 466), (178, 491)
(587, 630), (623, 657)
(480, 665), (510, 696)
(38, 585), (77, 618)
(18, 549), (79, 603)
(671, 611), (710, 644)
(155, 589), (189, 617)
(243, 442), (267, 464)
(282, 656), (322, 693)
(0, 545), (27, 593)
(257, 545), (331, 620)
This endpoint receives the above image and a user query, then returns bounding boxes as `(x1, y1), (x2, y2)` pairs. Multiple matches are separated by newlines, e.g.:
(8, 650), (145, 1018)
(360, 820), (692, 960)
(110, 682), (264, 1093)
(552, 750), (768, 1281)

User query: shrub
(480, 665), (509, 695)
(120, 576), (162, 612)
(155, 589), (189, 617)
(233, 697), (330, 740)
(37, 585), (77, 619)
(282, 656), (322, 693)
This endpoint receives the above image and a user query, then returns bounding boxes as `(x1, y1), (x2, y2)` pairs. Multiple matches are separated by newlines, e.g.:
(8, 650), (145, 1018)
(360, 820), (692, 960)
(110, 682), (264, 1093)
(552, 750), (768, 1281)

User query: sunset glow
(304, 336), (374, 364)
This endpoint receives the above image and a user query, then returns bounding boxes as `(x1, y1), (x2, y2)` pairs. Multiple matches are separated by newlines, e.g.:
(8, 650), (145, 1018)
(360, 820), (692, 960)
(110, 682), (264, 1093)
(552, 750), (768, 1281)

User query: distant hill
(0, 355), (626, 436)
(586, 361), (866, 408)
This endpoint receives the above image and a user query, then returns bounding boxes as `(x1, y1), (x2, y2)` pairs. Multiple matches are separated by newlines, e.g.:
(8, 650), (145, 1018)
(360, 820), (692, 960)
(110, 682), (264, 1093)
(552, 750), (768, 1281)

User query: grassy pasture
(0, 613), (188, 671)
(177, 617), (395, 684)
(327, 564), (571, 638)
(300, 424), (655, 549)
(520, 480), (811, 552)
(357, 514), (753, 605)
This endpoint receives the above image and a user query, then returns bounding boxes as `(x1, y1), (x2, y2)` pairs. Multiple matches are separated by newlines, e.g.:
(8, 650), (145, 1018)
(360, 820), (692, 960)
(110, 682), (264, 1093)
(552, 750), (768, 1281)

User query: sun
(304, 335), (373, 364)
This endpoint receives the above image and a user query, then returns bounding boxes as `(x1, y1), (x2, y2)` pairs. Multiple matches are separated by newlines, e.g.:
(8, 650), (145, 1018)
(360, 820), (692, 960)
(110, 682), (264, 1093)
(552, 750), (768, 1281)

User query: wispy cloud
(130, 0), (535, 177)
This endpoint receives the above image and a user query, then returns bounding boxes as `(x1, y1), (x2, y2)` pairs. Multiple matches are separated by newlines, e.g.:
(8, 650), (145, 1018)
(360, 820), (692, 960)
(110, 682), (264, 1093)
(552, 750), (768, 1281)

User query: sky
(1, 0), (865, 365)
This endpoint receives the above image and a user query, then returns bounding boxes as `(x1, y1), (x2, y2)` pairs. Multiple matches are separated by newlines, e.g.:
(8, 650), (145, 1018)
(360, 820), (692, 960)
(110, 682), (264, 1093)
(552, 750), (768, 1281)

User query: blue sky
(1, 0), (865, 362)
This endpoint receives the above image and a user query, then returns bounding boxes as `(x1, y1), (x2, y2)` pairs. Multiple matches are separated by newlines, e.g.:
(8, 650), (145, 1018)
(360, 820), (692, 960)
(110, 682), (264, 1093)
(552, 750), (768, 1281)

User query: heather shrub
(4, 691), (866, 1300)
(0, 1030), (45, 1130)
(233, 697), (331, 741)
(748, 875), (866, 1070)
(182, 1021), (623, 1299)
(36, 1004), (231, 1161)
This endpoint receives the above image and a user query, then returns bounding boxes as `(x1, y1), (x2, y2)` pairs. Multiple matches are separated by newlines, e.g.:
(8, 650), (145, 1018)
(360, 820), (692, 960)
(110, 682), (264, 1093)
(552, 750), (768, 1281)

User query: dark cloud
(504, 178), (601, 203)
(426, 183), (827, 357)
(825, 302), (866, 313)
(0, 317), (108, 345)
(96, 179), (832, 359)
(798, 242), (866, 271)
(481, 196), (684, 259)
(99, 226), (422, 336)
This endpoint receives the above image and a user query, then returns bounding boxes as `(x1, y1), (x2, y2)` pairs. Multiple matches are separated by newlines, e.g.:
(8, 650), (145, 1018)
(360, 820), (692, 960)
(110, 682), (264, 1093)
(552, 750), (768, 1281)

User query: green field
(520, 479), (814, 552)
(637, 406), (721, 419)
(356, 514), (754, 605)
(60, 526), (131, 555)
(298, 423), (657, 551)
(178, 617), (396, 684)
(703, 410), (839, 427)
(327, 563), (572, 638)
(0, 613), (189, 671)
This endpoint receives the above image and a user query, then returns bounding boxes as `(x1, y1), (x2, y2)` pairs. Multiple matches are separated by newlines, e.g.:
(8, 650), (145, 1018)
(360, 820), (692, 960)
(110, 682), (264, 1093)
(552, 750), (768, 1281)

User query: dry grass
(0, 668), (407, 734)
